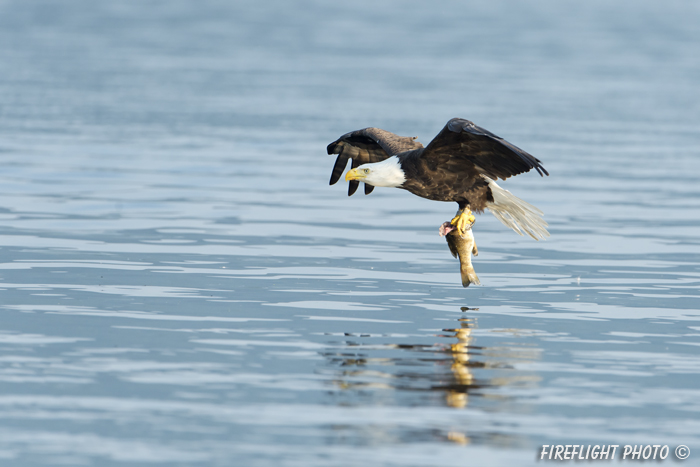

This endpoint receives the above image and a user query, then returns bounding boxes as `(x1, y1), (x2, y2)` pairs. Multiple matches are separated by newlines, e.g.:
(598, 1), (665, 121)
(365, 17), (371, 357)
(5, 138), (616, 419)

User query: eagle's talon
(450, 209), (475, 235)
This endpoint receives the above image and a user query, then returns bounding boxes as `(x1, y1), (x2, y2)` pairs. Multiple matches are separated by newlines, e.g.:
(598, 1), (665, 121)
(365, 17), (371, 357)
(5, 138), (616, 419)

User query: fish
(439, 221), (480, 287)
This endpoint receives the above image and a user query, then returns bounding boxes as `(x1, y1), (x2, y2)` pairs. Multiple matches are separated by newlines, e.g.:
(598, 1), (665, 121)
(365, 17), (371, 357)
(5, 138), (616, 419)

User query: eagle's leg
(450, 207), (476, 236)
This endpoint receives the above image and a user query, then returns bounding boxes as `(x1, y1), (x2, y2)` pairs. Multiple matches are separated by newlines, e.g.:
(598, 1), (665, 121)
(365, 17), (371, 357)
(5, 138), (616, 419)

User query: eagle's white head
(344, 156), (406, 187)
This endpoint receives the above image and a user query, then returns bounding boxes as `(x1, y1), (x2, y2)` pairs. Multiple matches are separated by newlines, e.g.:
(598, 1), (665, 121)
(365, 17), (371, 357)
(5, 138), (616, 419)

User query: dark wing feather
(348, 159), (360, 196)
(421, 118), (548, 181)
(327, 127), (424, 196)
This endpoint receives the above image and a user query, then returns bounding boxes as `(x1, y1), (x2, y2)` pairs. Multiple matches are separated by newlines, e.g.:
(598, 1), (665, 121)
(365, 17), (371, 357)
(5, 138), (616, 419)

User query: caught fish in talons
(439, 221), (480, 287)
(328, 117), (549, 284)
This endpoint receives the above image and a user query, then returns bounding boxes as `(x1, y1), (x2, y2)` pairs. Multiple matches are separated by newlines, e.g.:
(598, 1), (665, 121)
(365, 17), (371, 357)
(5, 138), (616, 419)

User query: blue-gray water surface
(0, 1), (699, 466)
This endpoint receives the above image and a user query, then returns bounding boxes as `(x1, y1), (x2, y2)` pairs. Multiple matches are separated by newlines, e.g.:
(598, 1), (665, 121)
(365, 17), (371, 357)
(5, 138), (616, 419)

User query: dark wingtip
(326, 142), (337, 155)
(329, 154), (349, 185)
(348, 180), (359, 196)
(364, 183), (374, 195)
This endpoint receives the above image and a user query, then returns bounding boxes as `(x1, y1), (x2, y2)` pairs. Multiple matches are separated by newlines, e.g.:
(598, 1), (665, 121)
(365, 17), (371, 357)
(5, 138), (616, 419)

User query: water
(0, 1), (699, 465)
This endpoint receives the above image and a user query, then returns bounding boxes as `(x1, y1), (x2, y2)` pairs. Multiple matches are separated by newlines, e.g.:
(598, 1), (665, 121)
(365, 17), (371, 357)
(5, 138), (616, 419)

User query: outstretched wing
(421, 118), (548, 181)
(327, 127), (424, 196)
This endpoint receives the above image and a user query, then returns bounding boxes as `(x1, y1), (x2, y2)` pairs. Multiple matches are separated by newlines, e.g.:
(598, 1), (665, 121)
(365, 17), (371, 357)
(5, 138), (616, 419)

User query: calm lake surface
(1, 1), (699, 465)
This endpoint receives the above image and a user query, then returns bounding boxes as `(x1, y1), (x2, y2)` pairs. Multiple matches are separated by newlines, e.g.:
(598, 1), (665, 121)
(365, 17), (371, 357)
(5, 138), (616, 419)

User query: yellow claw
(450, 209), (476, 235)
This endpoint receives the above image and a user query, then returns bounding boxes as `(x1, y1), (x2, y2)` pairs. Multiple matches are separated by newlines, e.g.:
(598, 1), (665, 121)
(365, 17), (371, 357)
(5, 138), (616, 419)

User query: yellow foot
(450, 209), (476, 235)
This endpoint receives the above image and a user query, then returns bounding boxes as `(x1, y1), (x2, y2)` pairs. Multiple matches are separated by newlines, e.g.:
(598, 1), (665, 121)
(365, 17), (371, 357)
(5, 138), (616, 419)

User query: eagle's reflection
(323, 307), (541, 445)
(442, 315), (476, 409)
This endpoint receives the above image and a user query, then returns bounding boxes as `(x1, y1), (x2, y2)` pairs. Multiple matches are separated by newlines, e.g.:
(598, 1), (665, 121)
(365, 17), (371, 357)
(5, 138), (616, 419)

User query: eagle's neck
(366, 156), (406, 187)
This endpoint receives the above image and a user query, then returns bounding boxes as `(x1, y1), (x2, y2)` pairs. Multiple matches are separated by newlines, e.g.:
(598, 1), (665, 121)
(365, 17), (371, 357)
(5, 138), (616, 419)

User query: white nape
(358, 156), (406, 188)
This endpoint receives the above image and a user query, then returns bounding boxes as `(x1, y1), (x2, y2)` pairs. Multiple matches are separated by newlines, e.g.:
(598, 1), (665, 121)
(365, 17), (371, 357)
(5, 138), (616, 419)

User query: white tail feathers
(485, 178), (549, 240)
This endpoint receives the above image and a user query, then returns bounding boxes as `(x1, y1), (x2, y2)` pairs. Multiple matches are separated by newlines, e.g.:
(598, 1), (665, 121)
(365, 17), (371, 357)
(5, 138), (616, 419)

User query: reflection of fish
(439, 222), (480, 287)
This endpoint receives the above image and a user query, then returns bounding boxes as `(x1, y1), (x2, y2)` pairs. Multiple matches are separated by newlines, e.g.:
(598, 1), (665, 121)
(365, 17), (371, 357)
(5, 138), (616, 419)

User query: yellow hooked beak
(345, 168), (367, 181)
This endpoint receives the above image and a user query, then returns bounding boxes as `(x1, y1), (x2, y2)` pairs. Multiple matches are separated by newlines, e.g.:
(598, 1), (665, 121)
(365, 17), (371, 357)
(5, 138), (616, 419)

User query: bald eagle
(327, 118), (549, 240)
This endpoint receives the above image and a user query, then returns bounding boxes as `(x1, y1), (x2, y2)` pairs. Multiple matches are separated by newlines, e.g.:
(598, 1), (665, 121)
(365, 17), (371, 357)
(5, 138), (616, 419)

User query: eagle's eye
(363, 168), (370, 174)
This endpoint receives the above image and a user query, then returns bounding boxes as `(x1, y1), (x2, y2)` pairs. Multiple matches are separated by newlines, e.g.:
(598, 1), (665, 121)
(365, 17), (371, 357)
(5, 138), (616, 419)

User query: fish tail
(484, 177), (550, 240)
(460, 264), (481, 287)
